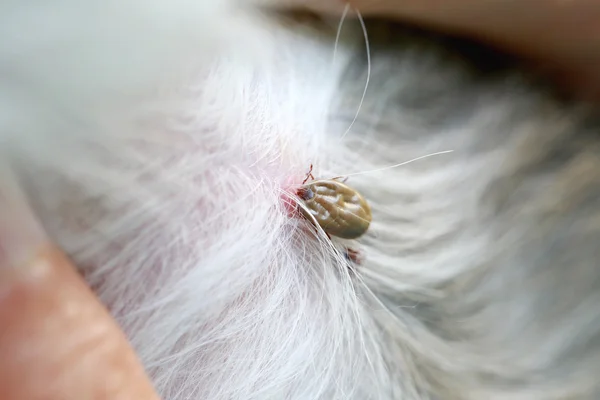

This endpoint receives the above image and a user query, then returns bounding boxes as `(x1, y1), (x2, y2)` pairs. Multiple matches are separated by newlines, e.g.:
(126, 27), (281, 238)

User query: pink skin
(280, 167), (312, 217)
(280, 193), (298, 217)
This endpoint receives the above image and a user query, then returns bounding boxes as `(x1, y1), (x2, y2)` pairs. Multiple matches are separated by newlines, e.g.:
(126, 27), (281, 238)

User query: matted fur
(1, 1), (600, 399)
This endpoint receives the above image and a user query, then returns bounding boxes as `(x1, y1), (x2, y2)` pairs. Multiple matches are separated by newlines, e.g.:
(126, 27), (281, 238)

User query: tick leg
(302, 164), (314, 185)
(331, 176), (348, 183)
(344, 248), (362, 265)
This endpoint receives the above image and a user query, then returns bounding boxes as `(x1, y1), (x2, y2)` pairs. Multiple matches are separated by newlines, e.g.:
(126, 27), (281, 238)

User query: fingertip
(0, 245), (160, 400)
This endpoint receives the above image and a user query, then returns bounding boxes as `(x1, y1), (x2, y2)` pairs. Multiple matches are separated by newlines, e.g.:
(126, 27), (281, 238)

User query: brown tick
(297, 164), (372, 240)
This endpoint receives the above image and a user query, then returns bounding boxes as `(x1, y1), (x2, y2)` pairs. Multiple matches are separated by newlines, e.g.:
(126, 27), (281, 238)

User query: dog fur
(1, 1), (600, 399)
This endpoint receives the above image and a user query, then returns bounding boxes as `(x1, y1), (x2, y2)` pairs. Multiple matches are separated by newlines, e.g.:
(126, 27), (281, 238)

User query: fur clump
(2, 1), (600, 399)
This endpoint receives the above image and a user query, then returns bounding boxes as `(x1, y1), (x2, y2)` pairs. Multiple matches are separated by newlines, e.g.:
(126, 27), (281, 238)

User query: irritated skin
(0, 246), (159, 400)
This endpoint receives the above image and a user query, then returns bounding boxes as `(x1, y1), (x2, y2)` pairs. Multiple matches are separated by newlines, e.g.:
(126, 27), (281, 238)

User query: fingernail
(0, 165), (47, 270)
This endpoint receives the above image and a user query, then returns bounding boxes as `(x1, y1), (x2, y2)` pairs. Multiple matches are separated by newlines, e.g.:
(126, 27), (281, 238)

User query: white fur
(0, 2), (383, 399)
(3, 1), (600, 400)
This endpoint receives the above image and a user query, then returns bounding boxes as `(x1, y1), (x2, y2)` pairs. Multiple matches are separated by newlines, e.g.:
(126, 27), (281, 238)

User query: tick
(297, 164), (372, 240)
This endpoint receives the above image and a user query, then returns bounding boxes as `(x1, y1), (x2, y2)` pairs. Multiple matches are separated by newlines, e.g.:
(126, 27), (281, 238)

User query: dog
(1, 1), (599, 399)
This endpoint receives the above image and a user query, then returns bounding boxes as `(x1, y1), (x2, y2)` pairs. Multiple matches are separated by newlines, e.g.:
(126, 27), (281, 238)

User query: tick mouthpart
(297, 187), (315, 201)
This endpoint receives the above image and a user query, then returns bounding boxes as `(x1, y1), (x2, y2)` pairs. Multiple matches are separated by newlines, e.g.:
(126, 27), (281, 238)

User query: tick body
(297, 172), (372, 240)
